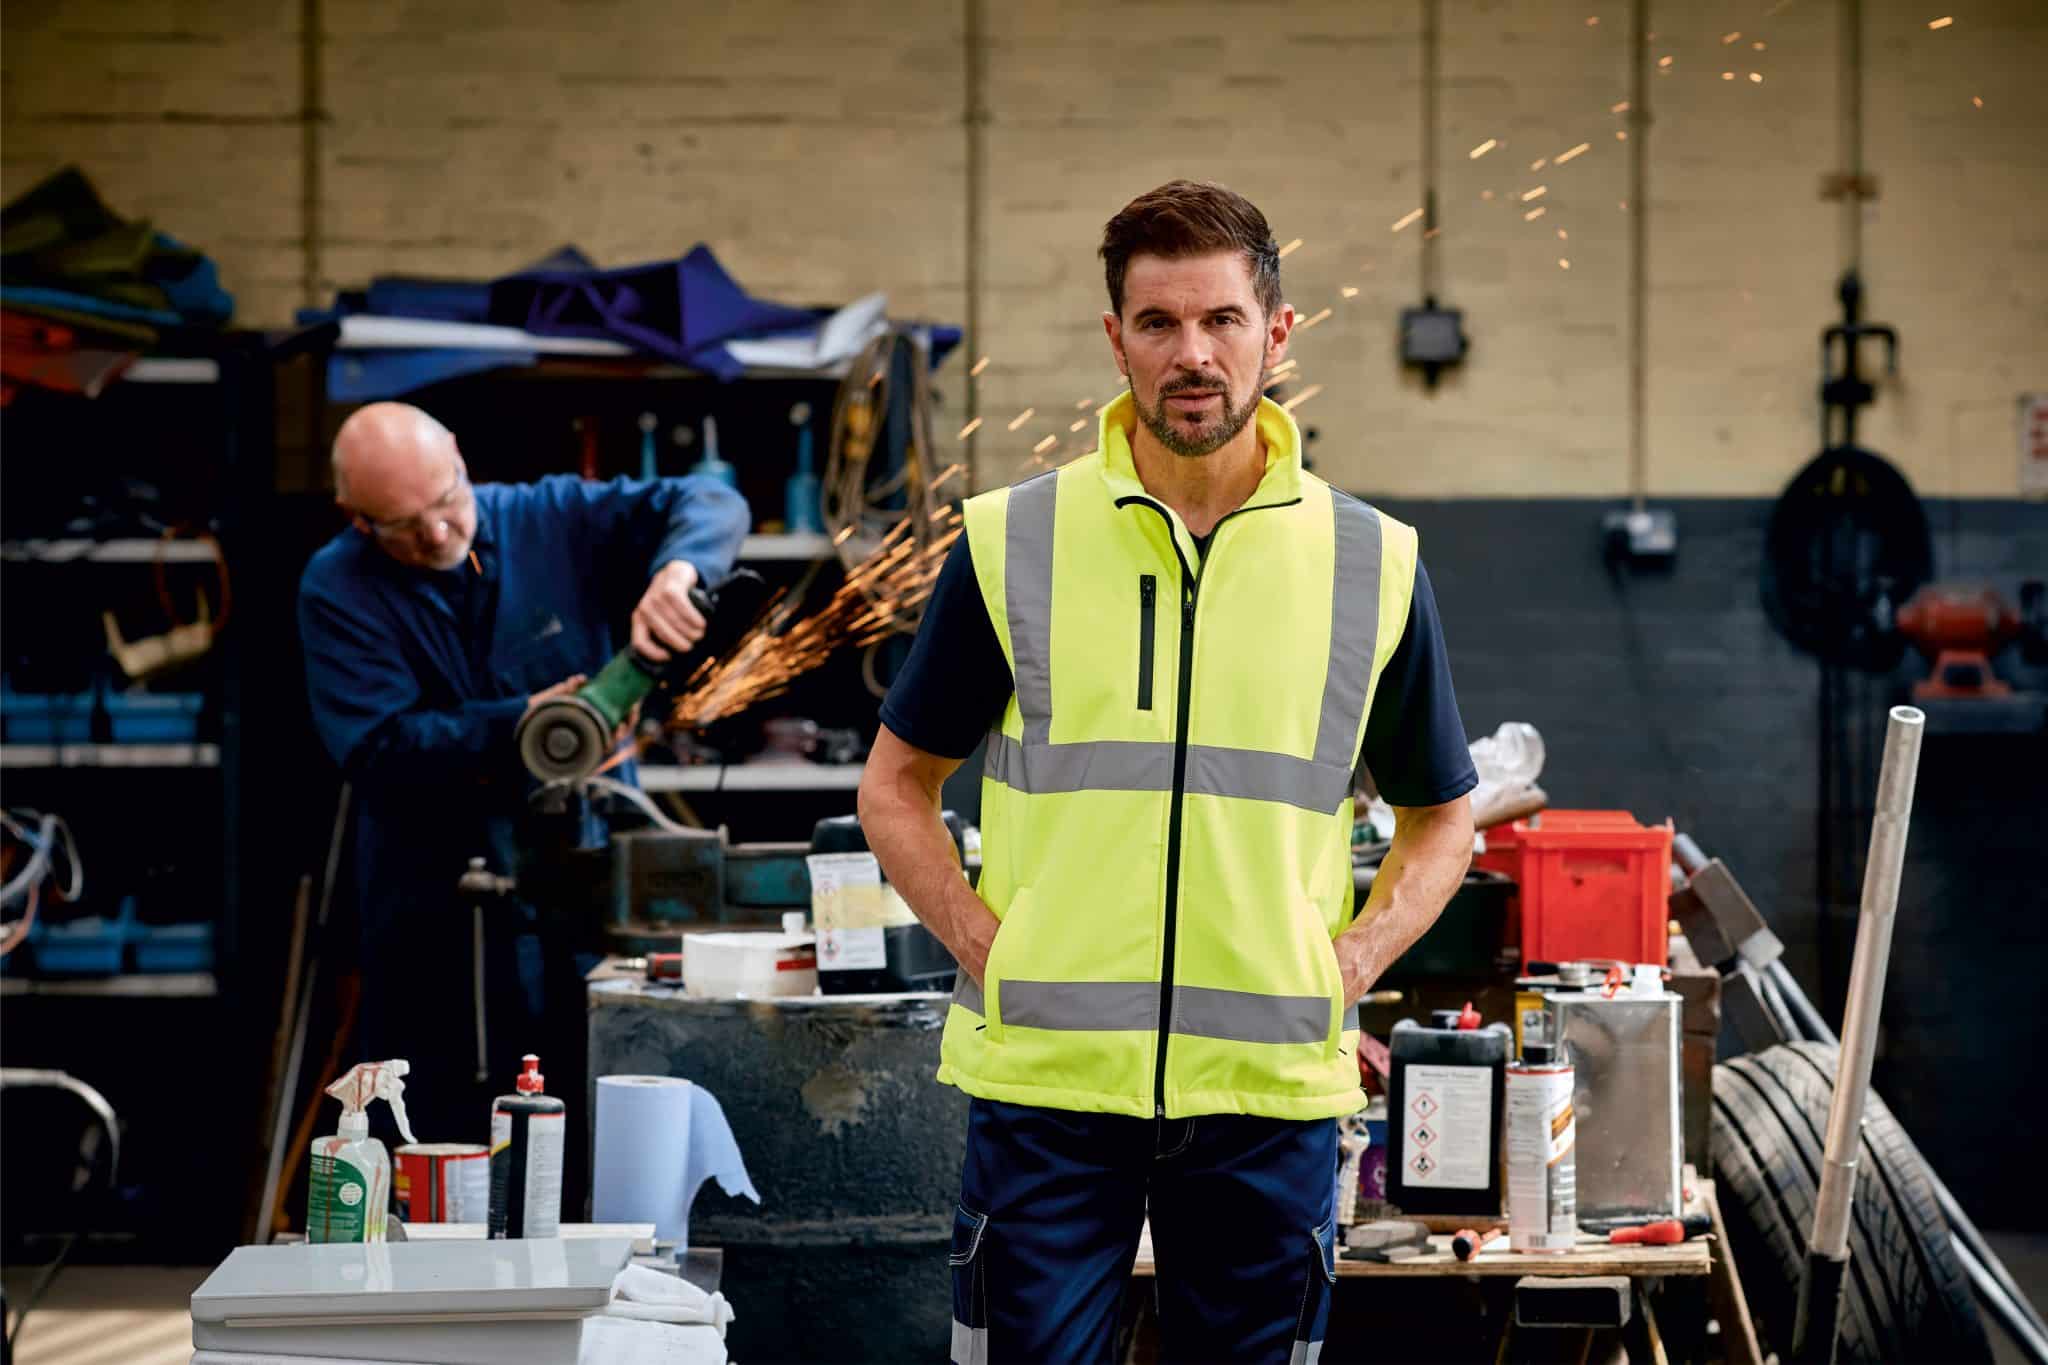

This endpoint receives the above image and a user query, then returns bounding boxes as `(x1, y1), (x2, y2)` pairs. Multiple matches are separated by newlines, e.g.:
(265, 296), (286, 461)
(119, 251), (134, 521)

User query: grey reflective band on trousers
(952, 975), (1360, 1042)
(951, 1318), (988, 1365)
(989, 478), (1383, 815)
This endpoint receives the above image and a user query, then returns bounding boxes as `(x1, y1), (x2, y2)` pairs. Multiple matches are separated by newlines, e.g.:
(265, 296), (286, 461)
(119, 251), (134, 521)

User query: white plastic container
(682, 930), (818, 998)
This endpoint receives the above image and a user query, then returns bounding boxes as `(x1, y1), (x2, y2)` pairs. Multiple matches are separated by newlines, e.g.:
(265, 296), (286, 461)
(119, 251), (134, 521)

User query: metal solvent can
(1505, 1040), (1577, 1253)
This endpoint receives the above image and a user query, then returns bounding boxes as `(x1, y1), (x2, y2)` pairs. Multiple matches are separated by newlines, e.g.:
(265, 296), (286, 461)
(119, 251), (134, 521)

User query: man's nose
(423, 518), (450, 546)
(1170, 324), (1214, 375)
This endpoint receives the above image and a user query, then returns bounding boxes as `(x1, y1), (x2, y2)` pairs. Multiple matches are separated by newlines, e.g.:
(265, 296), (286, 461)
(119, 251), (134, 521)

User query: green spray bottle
(307, 1059), (416, 1244)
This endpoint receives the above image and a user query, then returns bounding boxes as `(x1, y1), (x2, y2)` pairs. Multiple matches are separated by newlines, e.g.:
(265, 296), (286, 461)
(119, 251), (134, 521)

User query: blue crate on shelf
(135, 919), (215, 973)
(105, 692), (203, 743)
(34, 897), (138, 975)
(0, 691), (94, 744)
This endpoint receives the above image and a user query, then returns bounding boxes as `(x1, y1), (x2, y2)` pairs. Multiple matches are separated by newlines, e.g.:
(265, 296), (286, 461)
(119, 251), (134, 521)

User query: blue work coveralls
(298, 474), (748, 1156)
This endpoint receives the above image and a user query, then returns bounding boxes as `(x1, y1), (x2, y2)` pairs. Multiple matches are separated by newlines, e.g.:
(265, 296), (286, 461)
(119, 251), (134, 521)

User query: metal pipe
(1793, 706), (1924, 1363)
(1627, 0), (1650, 514)
(1419, 0), (1440, 301)
(962, 0), (987, 484)
(1958, 1238), (2048, 1365)
(1838, 0), (1863, 275)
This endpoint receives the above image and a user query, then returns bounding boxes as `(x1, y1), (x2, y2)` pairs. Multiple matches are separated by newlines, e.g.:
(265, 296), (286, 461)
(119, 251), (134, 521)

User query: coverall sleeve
(298, 580), (528, 790)
(549, 474), (752, 610)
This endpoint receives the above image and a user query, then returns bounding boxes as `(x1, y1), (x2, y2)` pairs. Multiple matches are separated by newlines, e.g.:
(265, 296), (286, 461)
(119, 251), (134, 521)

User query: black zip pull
(1137, 575), (1157, 711)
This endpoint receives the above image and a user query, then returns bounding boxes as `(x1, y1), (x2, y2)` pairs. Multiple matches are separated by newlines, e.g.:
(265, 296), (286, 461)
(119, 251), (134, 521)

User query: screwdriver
(1608, 1213), (1712, 1245)
(1451, 1225), (1508, 1261)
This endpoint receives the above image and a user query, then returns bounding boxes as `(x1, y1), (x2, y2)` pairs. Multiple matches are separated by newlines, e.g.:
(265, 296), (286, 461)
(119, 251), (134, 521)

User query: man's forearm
(1334, 797), (1475, 1002)
(858, 772), (1000, 982)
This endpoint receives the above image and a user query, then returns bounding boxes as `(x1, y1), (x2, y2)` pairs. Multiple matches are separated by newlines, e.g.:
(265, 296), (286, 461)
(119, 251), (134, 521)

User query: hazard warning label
(1400, 1065), (1492, 1189)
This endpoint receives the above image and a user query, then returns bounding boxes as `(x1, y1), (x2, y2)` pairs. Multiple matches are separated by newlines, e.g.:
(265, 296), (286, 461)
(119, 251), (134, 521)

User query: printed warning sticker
(1401, 1064), (1493, 1189)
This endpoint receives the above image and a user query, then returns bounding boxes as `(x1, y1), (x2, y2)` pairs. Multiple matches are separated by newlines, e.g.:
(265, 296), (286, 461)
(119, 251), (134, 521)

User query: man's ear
(1102, 311), (1128, 379)
(343, 503), (371, 536)
(1264, 303), (1296, 371)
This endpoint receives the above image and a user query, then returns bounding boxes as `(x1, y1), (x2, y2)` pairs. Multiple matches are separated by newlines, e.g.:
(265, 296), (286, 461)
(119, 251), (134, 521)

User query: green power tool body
(514, 571), (763, 784)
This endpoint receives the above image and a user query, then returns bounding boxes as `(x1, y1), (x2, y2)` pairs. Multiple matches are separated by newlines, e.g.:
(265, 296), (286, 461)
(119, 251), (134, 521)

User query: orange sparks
(1297, 307), (1334, 330)
(1927, 16), (1953, 30)
(1558, 228), (1569, 239)
(1586, 15), (1599, 25)
(1524, 206), (1548, 221)
(969, 355), (990, 376)
(1340, 286), (1360, 298)
(1753, 40), (1767, 50)
(1470, 138), (1499, 159)
(1481, 189), (1496, 201)
(1032, 434), (1058, 454)
(1005, 407), (1035, 431)
(1616, 129), (1629, 140)
(1278, 237), (1304, 258)
(1749, 71), (1763, 82)
(1612, 100), (1631, 112)
(1531, 157), (1549, 171)
(957, 417), (983, 440)
(1972, 95), (1984, 108)
(1280, 384), (1324, 412)
(1521, 185), (1548, 202)
(1723, 71), (1736, 79)
(1391, 207), (1425, 232)
(1069, 418), (1088, 433)
(1074, 397), (1093, 409)
(1722, 30), (1742, 43)
(1558, 258), (1572, 270)
(1556, 142), (1591, 164)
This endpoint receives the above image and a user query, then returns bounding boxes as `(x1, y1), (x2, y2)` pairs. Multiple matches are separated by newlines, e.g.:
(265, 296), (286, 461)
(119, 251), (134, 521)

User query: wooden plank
(1130, 1231), (1708, 1280)
(1703, 1182), (1765, 1365)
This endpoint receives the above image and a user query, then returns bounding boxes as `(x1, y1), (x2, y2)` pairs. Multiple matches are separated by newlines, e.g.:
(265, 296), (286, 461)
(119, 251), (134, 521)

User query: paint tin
(393, 1143), (490, 1225)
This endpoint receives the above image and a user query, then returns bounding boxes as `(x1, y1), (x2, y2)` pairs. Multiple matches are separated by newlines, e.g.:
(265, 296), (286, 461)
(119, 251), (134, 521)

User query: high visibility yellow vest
(937, 392), (1420, 1121)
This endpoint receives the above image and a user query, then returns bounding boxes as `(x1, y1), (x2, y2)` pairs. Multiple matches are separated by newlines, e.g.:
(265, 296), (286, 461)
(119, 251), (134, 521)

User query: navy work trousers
(950, 1099), (1339, 1364)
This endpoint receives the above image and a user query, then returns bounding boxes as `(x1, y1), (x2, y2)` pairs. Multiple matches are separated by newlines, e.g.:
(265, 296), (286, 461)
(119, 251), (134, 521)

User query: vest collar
(1095, 389), (1306, 511)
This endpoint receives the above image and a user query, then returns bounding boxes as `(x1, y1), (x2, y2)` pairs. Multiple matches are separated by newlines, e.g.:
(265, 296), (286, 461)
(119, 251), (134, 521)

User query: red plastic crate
(1473, 810), (1673, 967)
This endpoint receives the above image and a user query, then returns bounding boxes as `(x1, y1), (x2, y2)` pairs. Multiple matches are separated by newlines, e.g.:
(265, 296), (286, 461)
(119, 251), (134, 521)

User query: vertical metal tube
(1838, 0), (1863, 275)
(962, 0), (987, 484)
(474, 903), (490, 1083)
(1794, 706), (1924, 1364)
(1811, 705), (1923, 1257)
(1419, 0), (1439, 301)
(1627, 0), (1650, 514)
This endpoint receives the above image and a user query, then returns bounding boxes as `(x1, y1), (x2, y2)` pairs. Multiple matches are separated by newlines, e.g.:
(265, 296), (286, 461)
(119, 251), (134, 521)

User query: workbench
(1122, 1181), (1759, 1365)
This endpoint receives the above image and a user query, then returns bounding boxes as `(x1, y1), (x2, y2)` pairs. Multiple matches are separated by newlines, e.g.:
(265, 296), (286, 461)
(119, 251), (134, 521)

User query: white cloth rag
(607, 1263), (736, 1335)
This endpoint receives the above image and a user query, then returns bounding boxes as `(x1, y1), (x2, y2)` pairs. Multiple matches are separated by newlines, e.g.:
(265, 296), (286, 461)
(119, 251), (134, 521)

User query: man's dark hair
(1099, 180), (1283, 320)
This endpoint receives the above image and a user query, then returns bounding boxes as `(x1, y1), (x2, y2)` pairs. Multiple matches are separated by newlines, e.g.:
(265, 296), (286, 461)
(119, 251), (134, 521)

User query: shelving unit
(2, 538), (221, 564)
(0, 743), (221, 768)
(639, 762), (863, 793)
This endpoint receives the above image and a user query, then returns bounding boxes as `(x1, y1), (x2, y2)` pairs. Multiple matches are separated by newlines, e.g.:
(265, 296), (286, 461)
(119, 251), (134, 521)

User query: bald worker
(298, 403), (748, 1160)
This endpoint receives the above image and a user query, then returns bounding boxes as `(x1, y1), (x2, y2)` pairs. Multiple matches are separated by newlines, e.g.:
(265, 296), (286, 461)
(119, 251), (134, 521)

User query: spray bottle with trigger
(308, 1059), (416, 1244)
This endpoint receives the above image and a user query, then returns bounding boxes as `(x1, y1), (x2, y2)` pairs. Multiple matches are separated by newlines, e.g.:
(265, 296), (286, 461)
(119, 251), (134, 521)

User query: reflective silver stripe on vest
(986, 485), (1384, 815)
(996, 978), (1348, 1045)
(1171, 984), (1333, 1045)
(1005, 470), (1060, 747)
(1001, 979), (1159, 1032)
(953, 973), (984, 1017)
(1314, 494), (1382, 778)
(987, 732), (1351, 815)
(952, 1318), (989, 1365)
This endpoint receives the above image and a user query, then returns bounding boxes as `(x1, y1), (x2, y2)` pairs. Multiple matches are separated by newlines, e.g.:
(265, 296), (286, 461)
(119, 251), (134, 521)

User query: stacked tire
(1711, 1041), (1991, 1363)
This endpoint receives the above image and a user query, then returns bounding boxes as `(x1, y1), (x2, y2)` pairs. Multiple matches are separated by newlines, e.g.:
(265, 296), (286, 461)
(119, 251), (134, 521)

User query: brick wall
(4, 0), (2042, 495)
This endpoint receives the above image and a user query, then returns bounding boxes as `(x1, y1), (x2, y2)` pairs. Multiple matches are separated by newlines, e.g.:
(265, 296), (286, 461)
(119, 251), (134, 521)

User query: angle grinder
(514, 569), (766, 784)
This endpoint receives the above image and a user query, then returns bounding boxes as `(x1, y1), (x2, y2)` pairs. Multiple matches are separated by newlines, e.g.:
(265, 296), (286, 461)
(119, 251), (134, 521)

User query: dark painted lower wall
(1373, 495), (2048, 1223)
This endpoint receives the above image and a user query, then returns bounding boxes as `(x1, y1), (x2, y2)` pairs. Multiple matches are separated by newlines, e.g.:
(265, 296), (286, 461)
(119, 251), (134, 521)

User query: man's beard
(1134, 372), (1259, 458)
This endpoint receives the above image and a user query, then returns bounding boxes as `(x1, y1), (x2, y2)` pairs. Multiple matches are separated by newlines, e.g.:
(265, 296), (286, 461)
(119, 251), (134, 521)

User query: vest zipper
(1115, 492), (1303, 1118)
(1137, 575), (1157, 711)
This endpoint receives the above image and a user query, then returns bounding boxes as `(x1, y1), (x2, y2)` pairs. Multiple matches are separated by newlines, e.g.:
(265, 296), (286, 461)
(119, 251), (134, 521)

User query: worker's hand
(1332, 930), (1382, 1010)
(956, 906), (1002, 990)
(526, 674), (587, 713)
(632, 560), (707, 663)
(613, 700), (643, 749)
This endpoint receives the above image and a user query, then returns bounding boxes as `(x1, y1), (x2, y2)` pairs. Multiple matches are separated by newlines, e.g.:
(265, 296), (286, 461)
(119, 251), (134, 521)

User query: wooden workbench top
(1131, 1230), (1709, 1279)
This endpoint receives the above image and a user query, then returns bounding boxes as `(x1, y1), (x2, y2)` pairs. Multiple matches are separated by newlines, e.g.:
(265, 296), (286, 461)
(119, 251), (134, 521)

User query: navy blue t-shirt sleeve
(1358, 560), (1479, 807)
(878, 534), (1014, 760)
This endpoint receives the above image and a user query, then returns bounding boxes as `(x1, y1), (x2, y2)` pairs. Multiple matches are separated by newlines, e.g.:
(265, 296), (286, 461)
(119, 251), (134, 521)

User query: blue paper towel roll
(592, 1075), (761, 1248)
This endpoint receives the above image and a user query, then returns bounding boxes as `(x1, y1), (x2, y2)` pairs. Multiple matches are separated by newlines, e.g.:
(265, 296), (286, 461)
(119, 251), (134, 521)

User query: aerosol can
(308, 1059), (416, 1244)
(1505, 1040), (1577, 1253)
(488, 1054), (566, 1239)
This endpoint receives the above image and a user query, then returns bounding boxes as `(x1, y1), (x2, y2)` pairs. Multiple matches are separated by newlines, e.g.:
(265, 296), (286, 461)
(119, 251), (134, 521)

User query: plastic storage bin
(0, 691), (94, 743)
(34, 897), (139, 975)
(1473, 810), (1674, 967)
(135, 920), (216, 973)
(105, 692), (203, 743)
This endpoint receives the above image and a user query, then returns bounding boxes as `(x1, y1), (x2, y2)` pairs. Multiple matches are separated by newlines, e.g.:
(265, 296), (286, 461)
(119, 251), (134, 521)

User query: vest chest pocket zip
(1136, 574), (1156, 711)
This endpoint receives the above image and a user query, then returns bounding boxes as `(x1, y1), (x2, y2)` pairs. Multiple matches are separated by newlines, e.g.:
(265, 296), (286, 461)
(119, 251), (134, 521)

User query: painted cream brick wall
(4, 0), (2041, 496)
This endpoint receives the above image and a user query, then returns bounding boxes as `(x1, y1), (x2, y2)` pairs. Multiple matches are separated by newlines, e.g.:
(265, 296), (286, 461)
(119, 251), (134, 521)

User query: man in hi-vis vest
(860, 180), (1478, 1363)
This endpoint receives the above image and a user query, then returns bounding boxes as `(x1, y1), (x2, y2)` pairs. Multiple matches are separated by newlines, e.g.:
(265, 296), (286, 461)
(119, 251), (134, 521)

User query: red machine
(1896, 585), (2022, 700)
